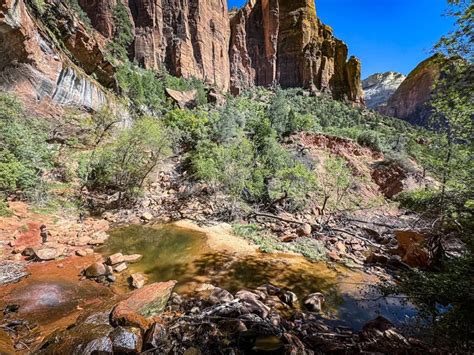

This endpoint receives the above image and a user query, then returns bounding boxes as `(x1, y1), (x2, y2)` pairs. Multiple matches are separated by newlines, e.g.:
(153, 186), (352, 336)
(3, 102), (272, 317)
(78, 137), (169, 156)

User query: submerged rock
(123, 254), (143, 263)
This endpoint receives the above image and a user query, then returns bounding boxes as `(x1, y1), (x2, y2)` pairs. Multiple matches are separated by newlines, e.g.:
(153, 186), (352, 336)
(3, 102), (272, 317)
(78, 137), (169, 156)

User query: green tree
(89, 117), (171, 201)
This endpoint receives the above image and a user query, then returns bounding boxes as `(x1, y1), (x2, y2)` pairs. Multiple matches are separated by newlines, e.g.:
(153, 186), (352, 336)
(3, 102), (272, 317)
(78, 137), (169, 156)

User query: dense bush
(88, 117), (171, 200)
(107, 2), (134, 62)
(0, 93), (53, 195)
(116, 64), (208, 113)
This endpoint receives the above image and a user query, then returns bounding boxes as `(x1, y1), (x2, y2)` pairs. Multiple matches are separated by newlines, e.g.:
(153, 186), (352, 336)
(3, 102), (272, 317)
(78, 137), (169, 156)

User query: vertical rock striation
(0, 0), (365, 110)
(228, 0), (364, 103)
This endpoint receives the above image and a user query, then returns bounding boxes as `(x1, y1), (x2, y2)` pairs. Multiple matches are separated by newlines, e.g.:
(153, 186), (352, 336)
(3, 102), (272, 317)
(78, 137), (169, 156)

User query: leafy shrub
(163, 109), (213, 146)
(88, 117), (171, 199)
(0, 93), (53, 194)
(356, 130), (382, 151)
(107, 2), (134, 62)
(0, 198), (11, 217)
(317, 156), (353, 213)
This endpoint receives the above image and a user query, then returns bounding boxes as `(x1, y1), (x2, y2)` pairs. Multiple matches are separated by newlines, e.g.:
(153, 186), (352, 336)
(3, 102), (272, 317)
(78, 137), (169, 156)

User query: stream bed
(98, 224), (418, 331)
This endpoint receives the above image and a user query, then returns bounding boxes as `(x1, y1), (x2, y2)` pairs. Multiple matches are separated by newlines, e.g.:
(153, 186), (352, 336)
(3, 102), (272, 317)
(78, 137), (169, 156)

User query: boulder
(144, 323), (168, 350)
(165, 88), (198, 109)
(297, 223), (312, 237)
(209, 287), (234, 305)
(76, 249), (88, 257)
(107, 253), (125, 265)
(235, 290), (270, 319)
(129, 273), (146, 289)
(114, 263), (128, 273)
(111, 281), (177, 330)
(34, 247), (60, 261)
(85, 262), (107, 278)
(395, 230), (430, 267)
(141, 212), (153, 222)
(303, 292), (325, 313)
(111, 326), (142, 353)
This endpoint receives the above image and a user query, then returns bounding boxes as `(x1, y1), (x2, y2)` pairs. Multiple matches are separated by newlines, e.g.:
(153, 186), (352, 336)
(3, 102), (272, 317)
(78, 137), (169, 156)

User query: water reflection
(99, 224), (417, 330)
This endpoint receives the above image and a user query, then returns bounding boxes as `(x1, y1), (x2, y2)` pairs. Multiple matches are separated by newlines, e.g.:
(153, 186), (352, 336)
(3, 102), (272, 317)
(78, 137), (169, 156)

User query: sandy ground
(173, 220), (258, 256)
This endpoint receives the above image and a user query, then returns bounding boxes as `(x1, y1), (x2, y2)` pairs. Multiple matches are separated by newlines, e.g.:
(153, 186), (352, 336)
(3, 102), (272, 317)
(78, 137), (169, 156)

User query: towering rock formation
(380, 55), (442, 126)
(362, 72), (406, 109)
(228, 0), (364, 103)
(0, 0), (364, 111)
(79, 0), (231, 91)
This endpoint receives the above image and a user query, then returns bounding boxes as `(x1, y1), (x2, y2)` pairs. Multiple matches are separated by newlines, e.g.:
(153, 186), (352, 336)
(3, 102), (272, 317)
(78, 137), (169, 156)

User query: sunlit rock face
(228, 0), (364, 104)
(378, 55), (442, 126)
(362, 72), (406, 109)
(0, 0), (111, 112)
(0, 0), (364, 109)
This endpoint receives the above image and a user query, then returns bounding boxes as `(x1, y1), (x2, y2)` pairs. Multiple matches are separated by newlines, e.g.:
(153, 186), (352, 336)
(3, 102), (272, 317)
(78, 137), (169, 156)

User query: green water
(98, 224), (418, 330)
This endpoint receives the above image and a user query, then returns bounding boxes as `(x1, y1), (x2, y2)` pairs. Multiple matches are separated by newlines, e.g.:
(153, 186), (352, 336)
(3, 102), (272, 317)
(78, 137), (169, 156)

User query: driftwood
(330, 227), (384, 248)
(249, 212), (306, 225)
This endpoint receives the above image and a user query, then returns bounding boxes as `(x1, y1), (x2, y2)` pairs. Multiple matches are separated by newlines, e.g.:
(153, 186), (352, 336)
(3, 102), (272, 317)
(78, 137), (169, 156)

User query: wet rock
(39, 323), (114, 354)
(111, 326), (142, 353)
(279, 291), (298, 308)
(107, 252), (125, 265)
(111, 281), (177, 330)
(209, 287), (234, 305)
(85, 262), (107, 278)
(235, 290), (270, 319)
(123, 254), (143, 263)
(144, 323), (168, 350)
(129, 273), (146, 289)
(0, 261), (28, 285)
(114, 262), (127, 273)
(303, 293), (325, 313)
(297, 223), (312, 237)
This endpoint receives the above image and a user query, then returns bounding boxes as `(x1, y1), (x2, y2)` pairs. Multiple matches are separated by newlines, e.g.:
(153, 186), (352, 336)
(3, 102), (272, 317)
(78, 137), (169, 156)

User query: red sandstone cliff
(229, 0), (364, 103)
(0, 0), (364, 109)
(379, 55), (442, 126)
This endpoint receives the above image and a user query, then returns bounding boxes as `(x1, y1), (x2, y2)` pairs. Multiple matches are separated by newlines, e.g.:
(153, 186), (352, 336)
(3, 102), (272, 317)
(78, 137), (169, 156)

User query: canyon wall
(0, 0), (364, 111)
(229, 0), (364, 103)
(379, 55), (442, 126)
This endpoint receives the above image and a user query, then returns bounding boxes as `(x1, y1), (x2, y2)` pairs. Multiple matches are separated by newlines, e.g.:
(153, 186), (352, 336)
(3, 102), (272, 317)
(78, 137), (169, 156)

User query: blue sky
(227, 0), (454, 78)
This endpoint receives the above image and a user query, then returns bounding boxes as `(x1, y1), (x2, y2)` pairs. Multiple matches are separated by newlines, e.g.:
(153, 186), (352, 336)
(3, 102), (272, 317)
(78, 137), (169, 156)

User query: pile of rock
(84, 253), (143, 285)
(38, 282), (429, 354)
